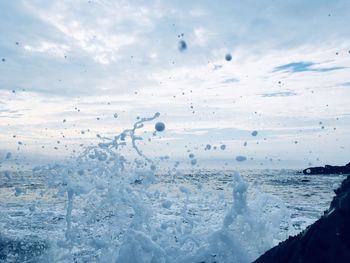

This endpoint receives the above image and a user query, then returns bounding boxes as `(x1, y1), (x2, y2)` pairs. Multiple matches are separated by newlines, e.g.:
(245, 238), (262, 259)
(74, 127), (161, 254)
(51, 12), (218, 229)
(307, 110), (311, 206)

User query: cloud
(24, 2), (137, 65)
(273, 62), (346, 73)
(341, 82), (350, 87)
(24, 41), (70, 57)
(222, 78), (240, 84)
(213, 65), (223, 70)
(261, 91), (297, 97)
(191, 27), (210, 47)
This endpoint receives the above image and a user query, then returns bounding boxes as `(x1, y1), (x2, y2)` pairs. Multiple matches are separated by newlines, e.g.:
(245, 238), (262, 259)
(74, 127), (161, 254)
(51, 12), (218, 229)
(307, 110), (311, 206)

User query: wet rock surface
(254, 175), (350, 263)
(303, 162), (350, 175)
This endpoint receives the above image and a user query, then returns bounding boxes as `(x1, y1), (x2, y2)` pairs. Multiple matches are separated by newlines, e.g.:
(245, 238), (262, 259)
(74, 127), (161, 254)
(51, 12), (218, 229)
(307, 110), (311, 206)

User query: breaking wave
(10, 113), (290, 262)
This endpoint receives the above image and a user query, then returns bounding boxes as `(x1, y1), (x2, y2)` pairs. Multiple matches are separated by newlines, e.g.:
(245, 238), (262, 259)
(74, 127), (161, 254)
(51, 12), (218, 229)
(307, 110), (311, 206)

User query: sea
(0, 167), (345, 263)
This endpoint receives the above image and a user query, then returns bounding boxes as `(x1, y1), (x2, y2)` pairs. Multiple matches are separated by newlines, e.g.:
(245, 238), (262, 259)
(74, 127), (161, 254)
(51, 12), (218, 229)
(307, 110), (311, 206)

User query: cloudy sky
(1, 0), (350, 169)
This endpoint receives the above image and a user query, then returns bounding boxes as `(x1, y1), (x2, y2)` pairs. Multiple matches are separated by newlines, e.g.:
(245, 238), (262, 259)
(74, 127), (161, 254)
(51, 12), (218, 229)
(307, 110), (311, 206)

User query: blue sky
(1, 0), (350, 169)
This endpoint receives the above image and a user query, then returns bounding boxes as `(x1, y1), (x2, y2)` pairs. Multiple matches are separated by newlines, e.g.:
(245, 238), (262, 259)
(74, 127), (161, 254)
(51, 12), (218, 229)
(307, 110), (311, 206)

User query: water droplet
(190, 159), (197, 165)
(178, 40), (187, 52)
(236, 155), (247, 162)
(155, 122), (165, 132)
(225, 53), (232, 61)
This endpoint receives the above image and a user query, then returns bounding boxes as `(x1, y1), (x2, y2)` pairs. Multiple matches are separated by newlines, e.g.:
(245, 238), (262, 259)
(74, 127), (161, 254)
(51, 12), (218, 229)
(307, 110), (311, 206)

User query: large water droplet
(155, 122), (165, 132)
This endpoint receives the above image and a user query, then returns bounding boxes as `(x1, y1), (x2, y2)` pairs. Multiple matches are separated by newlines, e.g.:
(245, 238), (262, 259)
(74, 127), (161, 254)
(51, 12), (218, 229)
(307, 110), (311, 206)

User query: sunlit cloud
(23, 41), (71, 57)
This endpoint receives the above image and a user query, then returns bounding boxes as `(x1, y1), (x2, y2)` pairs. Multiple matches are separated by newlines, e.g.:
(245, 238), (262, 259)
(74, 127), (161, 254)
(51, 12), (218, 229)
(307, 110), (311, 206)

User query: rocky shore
(254, 175), (350, 263)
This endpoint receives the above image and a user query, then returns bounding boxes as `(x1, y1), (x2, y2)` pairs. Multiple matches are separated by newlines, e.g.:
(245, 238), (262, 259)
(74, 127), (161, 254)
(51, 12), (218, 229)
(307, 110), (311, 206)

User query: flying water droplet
(251, 130), (258, 136)
(178, 40), (187, 52)
(155, 122), (165, 132)
(236, 155), (247, 162)
(225, 53), (232, 61)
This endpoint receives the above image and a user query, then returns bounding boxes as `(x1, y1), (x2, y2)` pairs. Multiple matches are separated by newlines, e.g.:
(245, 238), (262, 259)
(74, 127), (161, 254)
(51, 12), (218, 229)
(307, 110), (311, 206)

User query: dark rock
(254, 175), (350, 263)
(303, 162), (350, 175)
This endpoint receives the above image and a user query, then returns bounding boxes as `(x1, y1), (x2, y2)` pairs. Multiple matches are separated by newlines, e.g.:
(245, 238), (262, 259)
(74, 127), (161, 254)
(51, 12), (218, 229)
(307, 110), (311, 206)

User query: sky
(0, 0), (350, 170)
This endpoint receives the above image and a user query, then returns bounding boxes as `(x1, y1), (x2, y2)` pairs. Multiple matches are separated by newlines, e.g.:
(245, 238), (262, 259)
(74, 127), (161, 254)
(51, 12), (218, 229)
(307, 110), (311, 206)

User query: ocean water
(0, 115), (346, 263)
(0, 169), (344, 263)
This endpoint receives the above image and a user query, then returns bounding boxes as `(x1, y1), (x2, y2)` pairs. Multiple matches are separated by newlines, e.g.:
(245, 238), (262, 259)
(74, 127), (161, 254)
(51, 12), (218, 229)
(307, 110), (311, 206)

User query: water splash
(28, 113), (289, 262)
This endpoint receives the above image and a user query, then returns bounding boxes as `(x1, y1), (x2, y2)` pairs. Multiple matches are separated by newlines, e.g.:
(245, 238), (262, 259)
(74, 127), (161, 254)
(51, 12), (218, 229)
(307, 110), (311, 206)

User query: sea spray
(28, 113), (290, 262)
(179, 173), (290, 263)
